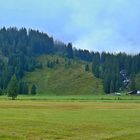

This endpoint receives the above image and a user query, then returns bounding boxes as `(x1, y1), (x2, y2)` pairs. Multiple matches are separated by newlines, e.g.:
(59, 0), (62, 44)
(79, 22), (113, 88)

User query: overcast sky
(0, 0), (140, 53)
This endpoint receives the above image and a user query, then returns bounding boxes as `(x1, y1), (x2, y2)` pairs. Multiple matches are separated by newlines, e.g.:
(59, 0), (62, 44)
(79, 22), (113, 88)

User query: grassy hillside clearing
(22, 55), (103, 95)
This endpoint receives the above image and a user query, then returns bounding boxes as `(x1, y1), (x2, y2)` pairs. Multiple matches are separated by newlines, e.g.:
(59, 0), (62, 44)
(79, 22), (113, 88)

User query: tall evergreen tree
(7, 75), (18, 100)
(66, 43), (73, 59)
(110, 80), (115, 93)
(103, 74), (111, 93)
(85, 64), (90, 72)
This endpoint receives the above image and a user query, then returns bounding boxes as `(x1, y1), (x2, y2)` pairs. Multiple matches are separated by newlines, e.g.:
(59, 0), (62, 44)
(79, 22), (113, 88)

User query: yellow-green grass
(22, 55), (103, 95)
(1, 95), (140, 103)
(0, 101), (140, 140)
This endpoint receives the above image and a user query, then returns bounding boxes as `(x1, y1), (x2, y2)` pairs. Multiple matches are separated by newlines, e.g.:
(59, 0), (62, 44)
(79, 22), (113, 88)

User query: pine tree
(56, 59), (59, 64)
(66, 43), (73, 59)
(103, 74), (111, 94)
(110, 80), (115, 93)
(115, 80), (119, 92)
(85, 64), (89, 72)
(7, 75), (18, 100)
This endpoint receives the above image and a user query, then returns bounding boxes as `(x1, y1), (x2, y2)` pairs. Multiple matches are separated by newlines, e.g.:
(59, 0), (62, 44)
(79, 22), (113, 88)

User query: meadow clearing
(0, 95), (140, 140)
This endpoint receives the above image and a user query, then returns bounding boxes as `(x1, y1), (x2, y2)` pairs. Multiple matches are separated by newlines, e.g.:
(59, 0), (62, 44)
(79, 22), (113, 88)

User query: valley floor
(0, 97), (140, 140)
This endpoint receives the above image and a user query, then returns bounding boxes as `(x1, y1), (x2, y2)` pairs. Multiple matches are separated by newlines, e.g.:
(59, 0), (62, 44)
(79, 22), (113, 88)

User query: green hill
(0, 27), (139, 95)
(22, 55), (104, 95)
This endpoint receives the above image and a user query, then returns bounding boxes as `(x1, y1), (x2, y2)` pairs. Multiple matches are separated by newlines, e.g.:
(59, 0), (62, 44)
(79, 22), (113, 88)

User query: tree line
(0, 27), (139, 97)
(7, 75), (36, 100)
(91, 52), (140, 93)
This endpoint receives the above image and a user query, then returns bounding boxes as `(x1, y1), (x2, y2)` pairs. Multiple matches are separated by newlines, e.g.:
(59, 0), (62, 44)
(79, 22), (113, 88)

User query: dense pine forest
(0, 27), (139, 95)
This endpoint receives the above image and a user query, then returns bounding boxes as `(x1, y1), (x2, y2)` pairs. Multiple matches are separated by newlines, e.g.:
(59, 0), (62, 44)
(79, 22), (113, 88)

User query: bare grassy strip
(0, 101), (139, 140)
(1, 95), (140, 102)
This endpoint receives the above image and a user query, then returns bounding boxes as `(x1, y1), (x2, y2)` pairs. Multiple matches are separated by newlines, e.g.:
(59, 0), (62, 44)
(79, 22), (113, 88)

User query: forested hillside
(0, 27), (139, 95)
(22, 55), (103, 95)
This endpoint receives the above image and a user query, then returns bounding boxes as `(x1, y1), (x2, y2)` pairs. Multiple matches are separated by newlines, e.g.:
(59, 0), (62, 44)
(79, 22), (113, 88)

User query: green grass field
(1, 55), (140, 139)
(1, 95), (140, 102)
(0, 96), (140, 140)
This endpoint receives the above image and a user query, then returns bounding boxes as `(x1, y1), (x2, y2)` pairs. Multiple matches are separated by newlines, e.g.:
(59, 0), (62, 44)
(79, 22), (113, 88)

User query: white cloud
(63, 0), (140, 53)
(0, 0), (140, 53)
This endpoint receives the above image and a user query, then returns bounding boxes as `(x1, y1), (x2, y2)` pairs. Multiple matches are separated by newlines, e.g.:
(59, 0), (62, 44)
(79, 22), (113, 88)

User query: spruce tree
(7, 75), (18, 100)
(67, 43), (73, 59)
(110, 80), (115, 93)
(85, 64), (89, 72)
(103, 74), (111, 94)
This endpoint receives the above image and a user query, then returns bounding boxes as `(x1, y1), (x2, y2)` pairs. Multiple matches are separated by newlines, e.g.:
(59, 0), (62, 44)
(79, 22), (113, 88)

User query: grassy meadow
(0, 96), (140, 140)
(1, 55), (140, 139)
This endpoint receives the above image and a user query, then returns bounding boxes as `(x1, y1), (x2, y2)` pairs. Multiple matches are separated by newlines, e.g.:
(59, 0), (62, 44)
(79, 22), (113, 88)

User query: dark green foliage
(115, 80), (119, 91)
(7, 75), (18, 100)
(0, 27), (56, 90)
(0, 88), (3, 95)
(36, 62), (43, 69)
(92, 52), (100, 78)
(47, 61), (54, 68)
(31, 84), (36, 95)
(74, 49), (93, 61)
(67, 60), (71, 66)
(64, 60), (72, 68)
(85, 64), (89, 72)
(110, 80), (115, 93)
(54, 40), (67, 55)
(130, 77), (136, 91)
(47, 59), (60, 69)
(92, 63), (100, 78)
(103, 74), (111, 93)
(28, 29), (54, 55)
(18, 82), (29, 95)
(56, 59), (59, 64)
(92, 52), (140, 93)
(66, 43), (73, 59)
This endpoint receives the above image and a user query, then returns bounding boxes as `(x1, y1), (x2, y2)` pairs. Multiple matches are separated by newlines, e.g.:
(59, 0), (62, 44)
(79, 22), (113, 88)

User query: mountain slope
(0, 27), (139, 94)
(22, 55), (104, 95)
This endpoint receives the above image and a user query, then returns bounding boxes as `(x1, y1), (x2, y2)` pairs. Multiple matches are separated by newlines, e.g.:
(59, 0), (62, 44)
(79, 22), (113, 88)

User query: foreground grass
(1, 95), (140, 103)
(0, 100), (140, 140)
